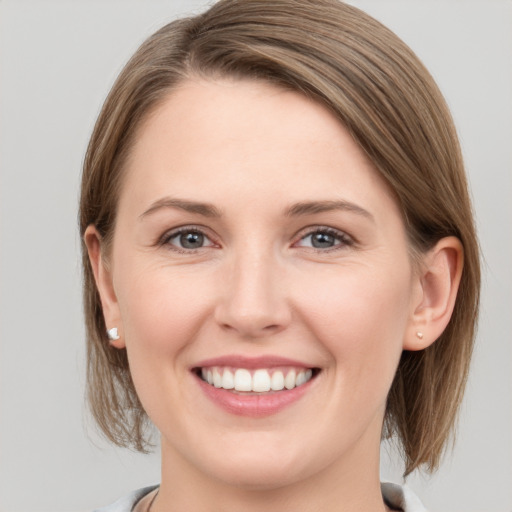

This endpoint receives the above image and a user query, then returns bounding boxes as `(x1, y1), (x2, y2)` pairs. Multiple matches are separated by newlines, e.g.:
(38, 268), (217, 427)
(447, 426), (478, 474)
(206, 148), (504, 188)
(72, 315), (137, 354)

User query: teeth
(271, 371), (285, 391)
(234, 369), (252, 391)
(213, 368), (222, 388)
(252, 369), (271, 392)
(296, 370), (306, 387)
(284, 369), (296, 390)
(200, 367), (314, 392)
(222, 369), (234, 389)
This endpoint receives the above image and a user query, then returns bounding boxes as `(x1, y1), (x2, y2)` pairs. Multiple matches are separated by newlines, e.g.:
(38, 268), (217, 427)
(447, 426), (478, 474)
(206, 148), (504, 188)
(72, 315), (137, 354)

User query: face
(98, 79), (421, 489)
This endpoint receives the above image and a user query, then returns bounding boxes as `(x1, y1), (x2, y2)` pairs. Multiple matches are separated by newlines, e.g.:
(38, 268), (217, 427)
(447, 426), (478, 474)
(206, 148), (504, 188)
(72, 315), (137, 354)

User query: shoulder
(93, 485), (159, 512)
(381, 482), (427, 512)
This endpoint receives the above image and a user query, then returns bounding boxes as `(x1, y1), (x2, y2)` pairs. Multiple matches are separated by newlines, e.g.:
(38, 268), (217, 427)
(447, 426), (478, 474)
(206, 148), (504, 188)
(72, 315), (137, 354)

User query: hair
(79, 0), (480, 476)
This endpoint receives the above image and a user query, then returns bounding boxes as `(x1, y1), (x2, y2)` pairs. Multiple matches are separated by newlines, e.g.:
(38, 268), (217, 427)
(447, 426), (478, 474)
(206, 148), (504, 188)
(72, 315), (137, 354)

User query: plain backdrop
(0, 1), (511, 511)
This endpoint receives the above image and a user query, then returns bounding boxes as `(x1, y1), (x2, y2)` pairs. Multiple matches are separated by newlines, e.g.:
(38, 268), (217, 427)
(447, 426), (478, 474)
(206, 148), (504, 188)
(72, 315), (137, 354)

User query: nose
(214, 248), (292, 339)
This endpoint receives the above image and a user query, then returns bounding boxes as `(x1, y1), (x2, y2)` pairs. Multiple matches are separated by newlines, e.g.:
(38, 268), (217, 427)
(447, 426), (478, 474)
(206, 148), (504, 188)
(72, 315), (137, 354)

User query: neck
(155, 429), (388, 512)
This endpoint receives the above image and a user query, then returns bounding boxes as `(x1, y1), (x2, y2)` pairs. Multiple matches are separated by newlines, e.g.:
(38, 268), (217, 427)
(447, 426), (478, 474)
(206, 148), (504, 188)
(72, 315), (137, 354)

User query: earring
(107, 327), (120, 341)
(415, 331), (424, 340)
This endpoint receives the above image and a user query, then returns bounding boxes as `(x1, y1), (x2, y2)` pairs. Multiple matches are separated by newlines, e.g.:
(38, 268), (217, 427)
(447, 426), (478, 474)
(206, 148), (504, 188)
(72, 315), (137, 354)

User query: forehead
(120, 78), (400, 219)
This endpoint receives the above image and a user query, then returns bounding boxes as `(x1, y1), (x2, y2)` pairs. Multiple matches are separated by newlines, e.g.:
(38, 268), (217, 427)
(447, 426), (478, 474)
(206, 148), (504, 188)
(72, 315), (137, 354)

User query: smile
(199, 366), (314, 393)
(192, 357), (320, 417)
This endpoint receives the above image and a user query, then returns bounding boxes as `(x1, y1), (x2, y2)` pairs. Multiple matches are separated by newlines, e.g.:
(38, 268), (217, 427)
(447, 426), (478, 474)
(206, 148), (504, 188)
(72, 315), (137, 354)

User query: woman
(80, 1), (480, 511)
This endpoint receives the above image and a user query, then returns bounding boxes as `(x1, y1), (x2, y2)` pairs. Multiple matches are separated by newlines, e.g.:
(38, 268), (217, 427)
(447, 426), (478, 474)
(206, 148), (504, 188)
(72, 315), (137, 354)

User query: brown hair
(80, 0), (480, 475)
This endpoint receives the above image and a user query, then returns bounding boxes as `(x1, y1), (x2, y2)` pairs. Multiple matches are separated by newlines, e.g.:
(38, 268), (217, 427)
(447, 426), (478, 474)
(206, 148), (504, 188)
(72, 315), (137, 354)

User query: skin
(86, 78), (463, 512)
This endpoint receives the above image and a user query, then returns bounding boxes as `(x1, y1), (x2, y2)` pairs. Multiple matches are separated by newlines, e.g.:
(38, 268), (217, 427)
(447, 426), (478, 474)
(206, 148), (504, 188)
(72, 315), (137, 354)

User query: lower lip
(194, 373), (315, 417)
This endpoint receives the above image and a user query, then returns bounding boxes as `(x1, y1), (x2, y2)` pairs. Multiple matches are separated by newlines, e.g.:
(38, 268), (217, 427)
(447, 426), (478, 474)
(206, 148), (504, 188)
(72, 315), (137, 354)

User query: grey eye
(179, 232), (205, 249)
(165, 229), (214, 250)
(309, 232), (337, 248)
(295, 227), (354, 251)
(297, 230), (344, 249)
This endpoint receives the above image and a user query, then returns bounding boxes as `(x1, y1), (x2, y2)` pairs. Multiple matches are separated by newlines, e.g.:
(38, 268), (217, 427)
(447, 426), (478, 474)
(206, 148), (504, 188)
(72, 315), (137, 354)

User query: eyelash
(158, 225), (354, 253)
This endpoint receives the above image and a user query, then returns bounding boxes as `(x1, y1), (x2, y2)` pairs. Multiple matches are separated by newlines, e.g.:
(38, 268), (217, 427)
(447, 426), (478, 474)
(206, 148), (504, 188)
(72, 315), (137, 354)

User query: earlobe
(84, 225), (126, 349)
(404, 236), (464, 351)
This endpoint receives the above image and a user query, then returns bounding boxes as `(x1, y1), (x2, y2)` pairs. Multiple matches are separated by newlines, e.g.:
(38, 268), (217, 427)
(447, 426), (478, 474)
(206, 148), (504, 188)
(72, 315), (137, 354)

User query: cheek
(295, 263), (411, 392)
(112, 261), (220, 420)
(115, 260), (216, 358)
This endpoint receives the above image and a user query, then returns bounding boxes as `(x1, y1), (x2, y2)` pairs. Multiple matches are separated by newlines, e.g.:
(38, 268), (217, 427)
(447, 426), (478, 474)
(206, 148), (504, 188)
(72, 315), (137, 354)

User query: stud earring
(415, 331), (424, 340)
(107, 327), (120, 341)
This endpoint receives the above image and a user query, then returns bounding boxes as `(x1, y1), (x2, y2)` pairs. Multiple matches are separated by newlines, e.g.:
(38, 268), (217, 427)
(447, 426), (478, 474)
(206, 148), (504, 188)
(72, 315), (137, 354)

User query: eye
(162, 228), (215, 251)
(295, 228), (353, 250)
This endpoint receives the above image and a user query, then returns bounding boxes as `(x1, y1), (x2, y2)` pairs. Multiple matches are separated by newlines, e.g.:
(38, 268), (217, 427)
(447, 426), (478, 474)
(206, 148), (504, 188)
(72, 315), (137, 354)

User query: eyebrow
(139, 198), (222, 220)
(286, 200), (374, 221)
(139, 197), (373, 222)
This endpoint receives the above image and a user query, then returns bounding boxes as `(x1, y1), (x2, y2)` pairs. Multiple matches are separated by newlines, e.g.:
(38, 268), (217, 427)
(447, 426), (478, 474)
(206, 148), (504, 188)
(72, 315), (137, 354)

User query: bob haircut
(80, 0), (480, 476)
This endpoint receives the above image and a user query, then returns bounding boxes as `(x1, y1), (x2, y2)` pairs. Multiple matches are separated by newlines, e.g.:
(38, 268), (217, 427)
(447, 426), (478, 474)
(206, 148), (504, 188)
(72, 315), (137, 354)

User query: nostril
(216, 314), (289, 338)
(213, 282), (292, 338)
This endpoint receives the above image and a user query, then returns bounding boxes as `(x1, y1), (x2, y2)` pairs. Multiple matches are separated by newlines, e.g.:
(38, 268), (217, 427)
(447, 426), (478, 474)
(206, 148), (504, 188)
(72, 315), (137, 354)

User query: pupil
(312, 232), (334, 248)
(180, 232), (203, 248)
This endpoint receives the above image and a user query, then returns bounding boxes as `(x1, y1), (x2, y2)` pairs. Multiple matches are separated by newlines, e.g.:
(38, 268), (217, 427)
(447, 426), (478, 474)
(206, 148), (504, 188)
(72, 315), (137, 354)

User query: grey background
(0, 1), (510, 511)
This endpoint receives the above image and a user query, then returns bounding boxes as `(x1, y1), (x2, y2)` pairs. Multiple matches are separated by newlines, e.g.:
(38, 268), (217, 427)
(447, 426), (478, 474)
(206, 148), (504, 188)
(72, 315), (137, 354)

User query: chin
(206, 457), (309, 491)
(187, 433), (327, 491)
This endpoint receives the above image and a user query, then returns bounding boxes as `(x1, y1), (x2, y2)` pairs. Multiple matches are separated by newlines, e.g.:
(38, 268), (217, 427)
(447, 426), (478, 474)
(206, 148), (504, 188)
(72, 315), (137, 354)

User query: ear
(84, 225), (126, 349)
(404, 236), (464, 351)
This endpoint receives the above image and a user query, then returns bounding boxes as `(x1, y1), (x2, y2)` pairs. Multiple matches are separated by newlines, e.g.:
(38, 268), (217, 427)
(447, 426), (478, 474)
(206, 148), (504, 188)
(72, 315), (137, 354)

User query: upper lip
(192, 355), (314, 370)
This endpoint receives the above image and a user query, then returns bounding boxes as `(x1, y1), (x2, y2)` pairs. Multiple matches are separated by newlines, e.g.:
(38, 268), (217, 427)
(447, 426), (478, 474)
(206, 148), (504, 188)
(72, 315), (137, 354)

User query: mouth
(193, 366), (320, 394)
(191, 356), (321, 416)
